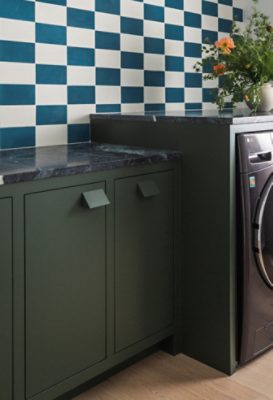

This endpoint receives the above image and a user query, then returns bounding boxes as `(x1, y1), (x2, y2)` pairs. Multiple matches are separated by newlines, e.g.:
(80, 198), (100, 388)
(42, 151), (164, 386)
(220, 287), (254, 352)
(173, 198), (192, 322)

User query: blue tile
(121, 87), (143, 103)
(185, 103), (202, 110)
(68, 47), (94, 66)
(184, 42), (201, 58)
(36, 23), (67, 45)
(0, 40), (35, 63)
(202, 30), (218, 44)
(0, 0), (34, 21)
(144, 4), (164, 22)
(145, 103), (165, 112)
(68, 124), (90, 143)
(185, 73), (202, 88)
(121, 17), (143, 36)
(36, 65), (67, 85)
(96, 31), (120, 50)
(144, 71), (165, 87)
(233, 7), (243, 22)
(68, 86), (95, 104)
(144, 37), (164, 54)
(37, 0), (67, 5)
(165, 0), (183, 10)
(0, 85), (35, 105)
(218, 18), (233, 33)
(184, 12), (201, 28)
(166, 88), (184, 103)
(96, 104), (121, 113)
(37, 105), (67, 125)
(219, 0), (232, 5)
(95, 0), (120, 15)
(0, 127), (35, 150)
(166, 56), (184, 72)
(121, 52), (143, 69)
(202, 1), (218, 17)
(165, 24), (184, 41)
(96, 68), (120, 86)
(203, 88), (218, 102)
(67, 8), (94, 30)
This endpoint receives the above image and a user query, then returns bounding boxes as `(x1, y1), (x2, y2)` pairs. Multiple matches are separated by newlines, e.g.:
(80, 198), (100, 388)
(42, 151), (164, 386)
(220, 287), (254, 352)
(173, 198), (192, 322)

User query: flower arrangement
(194, 0), (273, 111)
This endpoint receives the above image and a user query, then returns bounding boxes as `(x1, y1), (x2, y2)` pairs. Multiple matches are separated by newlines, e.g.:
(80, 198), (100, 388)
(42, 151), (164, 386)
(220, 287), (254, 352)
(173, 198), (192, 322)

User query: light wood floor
(74, 350), (273, 400)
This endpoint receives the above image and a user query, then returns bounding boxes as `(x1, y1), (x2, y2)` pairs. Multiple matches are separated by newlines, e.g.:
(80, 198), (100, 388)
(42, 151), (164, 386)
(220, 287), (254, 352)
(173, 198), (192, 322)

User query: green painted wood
(92, 120), (237, 374)
(0, 198), (13, 400)
(114, 171), (174, 352)
(25, 182), (107, 398)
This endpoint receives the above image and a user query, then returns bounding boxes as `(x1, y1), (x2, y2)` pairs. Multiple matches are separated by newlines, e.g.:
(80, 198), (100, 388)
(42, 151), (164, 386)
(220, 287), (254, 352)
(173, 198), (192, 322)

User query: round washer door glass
(254, 175), (273, 288)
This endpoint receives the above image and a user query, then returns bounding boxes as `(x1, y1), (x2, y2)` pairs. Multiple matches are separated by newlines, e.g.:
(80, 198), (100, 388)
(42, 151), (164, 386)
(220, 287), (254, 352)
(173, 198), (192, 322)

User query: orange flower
(213, 64), (226, 75)
(215, 37), (235, 54)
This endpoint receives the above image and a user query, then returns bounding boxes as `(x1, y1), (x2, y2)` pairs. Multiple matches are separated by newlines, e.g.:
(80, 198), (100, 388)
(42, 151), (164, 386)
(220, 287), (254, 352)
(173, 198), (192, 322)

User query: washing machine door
(254, 174), (273, 288)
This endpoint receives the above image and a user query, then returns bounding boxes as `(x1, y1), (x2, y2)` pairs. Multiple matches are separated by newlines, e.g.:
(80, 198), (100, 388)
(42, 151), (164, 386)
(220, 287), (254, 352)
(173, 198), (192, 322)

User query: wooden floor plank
(74, 350), (273, 400)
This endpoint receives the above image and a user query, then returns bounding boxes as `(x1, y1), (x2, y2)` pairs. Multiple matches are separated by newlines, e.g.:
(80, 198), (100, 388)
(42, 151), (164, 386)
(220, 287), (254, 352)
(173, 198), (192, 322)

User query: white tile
(144, 54), (165, 71)
(120, 33), (144, 53)
(36, 2), (67, 26)
(184, 57), (199, 73)
(95, 49), (121, 68)
(68, 104), (95, 124)
(96, 86), (121, 104)
(144, 20), (164, 39)
(36, 43), (67, 65)
(202, 102), (218, 110)
(144, 87), (165, 103)
(121, 69), (144, 86)
(0, 63), (35, 84)
(0, 106), (35, 128)
(95, 12), (120, 33)
(184, 27), (202, 43)
(203, 78), (218, 89)
(166, 103), (185, 111)
(67, 0), (94, 11)
(165, 71), (184, 87)
(120, 0), (143, 19)
(36, 85), (67, 105)
(183, 0), (201, 13)
(165, 39), (184, 56)
(36, 125), (67, 147)
(67, 66), (95, 85)
(67, 27), (94, 48)
(219, 4), (233, 20)
(145, 0), (164, 6)
(202, 15), (218, 31)
(185, 88), (202, 103)
(0, 18), (35, 42)
(165, 8), (183, 25)
(121, 103), (144, 112)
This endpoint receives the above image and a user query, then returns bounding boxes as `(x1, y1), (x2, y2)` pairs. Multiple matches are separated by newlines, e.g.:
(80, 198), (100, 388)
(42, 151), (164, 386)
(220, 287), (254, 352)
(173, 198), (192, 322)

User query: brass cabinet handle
(82, 189), (110, 209)
(137, 180), (160, 198)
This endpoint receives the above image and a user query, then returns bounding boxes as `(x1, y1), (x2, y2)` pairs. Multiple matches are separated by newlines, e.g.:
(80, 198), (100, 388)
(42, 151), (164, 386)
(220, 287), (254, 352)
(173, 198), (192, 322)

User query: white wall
(245, 0), (273, 20)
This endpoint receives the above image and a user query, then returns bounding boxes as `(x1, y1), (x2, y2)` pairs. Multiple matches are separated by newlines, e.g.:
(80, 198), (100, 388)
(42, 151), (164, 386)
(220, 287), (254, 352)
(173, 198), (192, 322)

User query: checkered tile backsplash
(0, 0), (244, 150)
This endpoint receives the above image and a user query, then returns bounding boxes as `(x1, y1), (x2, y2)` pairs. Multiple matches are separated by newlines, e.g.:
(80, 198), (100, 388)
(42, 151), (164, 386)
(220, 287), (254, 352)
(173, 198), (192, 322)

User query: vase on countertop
(246, 82), (273, 113)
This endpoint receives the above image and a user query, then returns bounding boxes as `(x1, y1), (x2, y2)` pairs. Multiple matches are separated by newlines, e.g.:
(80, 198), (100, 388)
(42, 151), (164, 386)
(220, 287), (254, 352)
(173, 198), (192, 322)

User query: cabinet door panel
(115, 171), (174, 352)
(0, 198), (12, 400)
(25, 183), (107, 398)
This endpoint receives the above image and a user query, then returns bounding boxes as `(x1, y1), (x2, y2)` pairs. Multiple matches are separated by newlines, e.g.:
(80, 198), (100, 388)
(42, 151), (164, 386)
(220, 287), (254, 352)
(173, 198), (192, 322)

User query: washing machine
(238, 131), (273, 364)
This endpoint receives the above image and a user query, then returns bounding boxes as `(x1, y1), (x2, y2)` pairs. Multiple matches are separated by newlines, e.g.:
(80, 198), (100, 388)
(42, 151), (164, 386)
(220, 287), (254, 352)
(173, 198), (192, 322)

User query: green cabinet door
(115, 171), (174, 352)
(25, 183), (108, 398)
(0, 198), (13, 400)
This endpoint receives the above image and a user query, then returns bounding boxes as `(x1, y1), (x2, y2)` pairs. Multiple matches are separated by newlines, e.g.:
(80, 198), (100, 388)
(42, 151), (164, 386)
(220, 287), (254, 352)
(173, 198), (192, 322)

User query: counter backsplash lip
(90, 109), (273, 125)
(0, 142), (182, 185)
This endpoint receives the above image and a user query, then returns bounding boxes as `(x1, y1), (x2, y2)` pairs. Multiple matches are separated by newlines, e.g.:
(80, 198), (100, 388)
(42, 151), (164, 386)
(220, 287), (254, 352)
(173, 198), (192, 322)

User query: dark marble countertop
(0, 142), (182, 185)
(90, 109), (273, 125)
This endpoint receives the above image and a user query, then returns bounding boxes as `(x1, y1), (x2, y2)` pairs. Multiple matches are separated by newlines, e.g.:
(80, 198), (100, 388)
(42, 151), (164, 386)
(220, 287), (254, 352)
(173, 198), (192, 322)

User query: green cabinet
(25, 183), (107, 398)
(0, 198), (13, 400)
(114, 171), (174, 352)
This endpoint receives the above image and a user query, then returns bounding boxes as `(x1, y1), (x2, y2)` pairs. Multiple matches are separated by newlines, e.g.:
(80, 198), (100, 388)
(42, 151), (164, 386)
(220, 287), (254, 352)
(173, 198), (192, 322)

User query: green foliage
(194, 0), (273, 111)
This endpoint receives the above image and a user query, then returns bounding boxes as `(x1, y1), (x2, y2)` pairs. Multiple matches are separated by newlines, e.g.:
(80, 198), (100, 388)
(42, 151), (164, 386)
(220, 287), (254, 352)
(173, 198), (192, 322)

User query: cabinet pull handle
(138, 180), (160, 198)
(82, 189), (110, 209)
